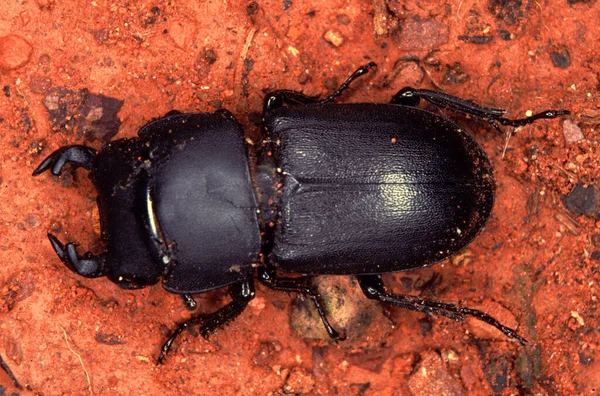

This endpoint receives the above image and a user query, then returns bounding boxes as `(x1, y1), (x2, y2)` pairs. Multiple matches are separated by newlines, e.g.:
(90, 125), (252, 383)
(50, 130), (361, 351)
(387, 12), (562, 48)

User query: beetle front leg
(357, 274), (527, 345)
(263, 62), (377, 112)
(32, 145), (96, 176)
(258, 267), (346, 341)
(263, 90), (320, 113)
(157, 278), (255, 364)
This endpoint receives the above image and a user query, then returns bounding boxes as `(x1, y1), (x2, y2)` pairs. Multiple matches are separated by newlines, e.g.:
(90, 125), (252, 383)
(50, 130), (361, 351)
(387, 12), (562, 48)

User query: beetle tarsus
(157, 279), (255, 364)
(32, 145), (96, 176)
(47, 233), (107, 278)
(258, 267), (345, 341)
(357, 274), (527, 345)
(496, 109), (571, 127)
(319, 62), (377, 104)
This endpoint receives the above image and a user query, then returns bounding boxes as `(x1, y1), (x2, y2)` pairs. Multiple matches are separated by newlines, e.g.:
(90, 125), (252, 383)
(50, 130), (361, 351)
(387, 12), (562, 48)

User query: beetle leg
(494, 109), (571, 127)
(258, 267), (346, 341)
(263, 62), (377, 112)
(357, 274), (527, 345)
(47, 233), (107, 278)
(263, 90), (320, 112)
(390, 87), (569, 127)
(157, 278), (255, 364)
(32, 145), (96, 176)
(318, 62), (377, 104)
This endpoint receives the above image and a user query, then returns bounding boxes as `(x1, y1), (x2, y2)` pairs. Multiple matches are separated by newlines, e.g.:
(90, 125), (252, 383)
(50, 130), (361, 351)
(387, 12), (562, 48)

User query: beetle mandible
(33, 62), (569, 362)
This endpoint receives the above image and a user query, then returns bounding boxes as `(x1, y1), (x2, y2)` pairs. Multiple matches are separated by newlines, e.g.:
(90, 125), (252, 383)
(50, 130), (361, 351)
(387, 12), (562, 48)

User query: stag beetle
(33, 62), (569, 362)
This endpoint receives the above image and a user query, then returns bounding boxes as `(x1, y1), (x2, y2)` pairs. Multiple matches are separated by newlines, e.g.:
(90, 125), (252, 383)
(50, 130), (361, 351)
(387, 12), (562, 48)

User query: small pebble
(408, 351), (465, 395)
(562, 119), (584, 144)
(29, 76), (52, 94)
(324, 30), (344, 47)
(24, 214), (42, 229)
(284, 367), (315, 394)
(0, 35), (33, 71)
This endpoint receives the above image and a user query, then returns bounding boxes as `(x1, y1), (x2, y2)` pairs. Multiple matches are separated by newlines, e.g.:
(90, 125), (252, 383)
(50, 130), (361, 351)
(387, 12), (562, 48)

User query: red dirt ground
(0, 0), (598, 394)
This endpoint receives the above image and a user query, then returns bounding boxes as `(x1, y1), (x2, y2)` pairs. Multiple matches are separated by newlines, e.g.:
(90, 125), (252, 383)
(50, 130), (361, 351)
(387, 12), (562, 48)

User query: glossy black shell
(92, 111), (261, 293)
(262, 103), (495, 274)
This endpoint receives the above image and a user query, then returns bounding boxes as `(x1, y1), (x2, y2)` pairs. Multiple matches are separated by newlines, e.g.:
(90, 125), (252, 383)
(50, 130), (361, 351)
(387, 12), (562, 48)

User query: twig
(502, 127), (514, 159)
(59, 325), (93, 395)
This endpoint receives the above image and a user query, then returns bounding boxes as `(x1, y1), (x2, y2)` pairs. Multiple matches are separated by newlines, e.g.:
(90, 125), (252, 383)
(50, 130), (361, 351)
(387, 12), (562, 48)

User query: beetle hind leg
(157, 278), (255, 364)
(258, 267), (346, 341)
(47, 233), (107, 278)
(32, 145), (96, 176)
(357, 274), (527, 345)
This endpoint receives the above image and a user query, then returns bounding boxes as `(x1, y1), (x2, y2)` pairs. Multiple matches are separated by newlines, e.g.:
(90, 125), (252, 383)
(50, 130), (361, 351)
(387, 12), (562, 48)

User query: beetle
(33, 62), (568, 362)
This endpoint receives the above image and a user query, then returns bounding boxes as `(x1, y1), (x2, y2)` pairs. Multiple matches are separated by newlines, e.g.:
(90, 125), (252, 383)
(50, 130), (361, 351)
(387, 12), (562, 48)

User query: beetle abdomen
(265, 104), (494, 274)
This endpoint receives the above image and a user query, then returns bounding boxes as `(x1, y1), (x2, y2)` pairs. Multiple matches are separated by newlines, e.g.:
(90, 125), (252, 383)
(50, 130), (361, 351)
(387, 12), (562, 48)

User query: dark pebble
(458, 35), (494, 44)
(324, 77), (338, 91)
(95, 333), (126, 345)
(591, 251), (600, 261)
(38, 53), (51, 65)
(2, 86), (9, 97)
(337, 14), (350, 25)
(297, 71), (311, 85)
(246, 2), (259, 16)
(43, 86), (124, 142)
(418, 317), (432, 335)
(579, 351), (594, 365)
(207, 99), (222, 108)
(550, 47), (571, 68)
(204, 49), (217, 64)
(562, 183), (599, 218)
(498, 30), (513, 40)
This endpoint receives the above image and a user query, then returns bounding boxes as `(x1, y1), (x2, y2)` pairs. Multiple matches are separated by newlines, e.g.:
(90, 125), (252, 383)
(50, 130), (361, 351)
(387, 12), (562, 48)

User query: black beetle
(33, 62), (569, 362)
